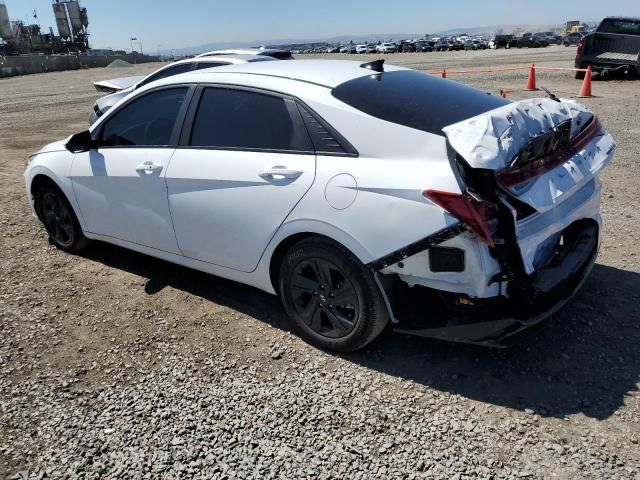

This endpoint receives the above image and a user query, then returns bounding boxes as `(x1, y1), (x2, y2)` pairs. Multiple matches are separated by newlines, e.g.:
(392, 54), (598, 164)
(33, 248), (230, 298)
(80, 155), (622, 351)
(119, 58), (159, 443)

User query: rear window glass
(332, 70), (509, 136)
(598, 18), (640, 35)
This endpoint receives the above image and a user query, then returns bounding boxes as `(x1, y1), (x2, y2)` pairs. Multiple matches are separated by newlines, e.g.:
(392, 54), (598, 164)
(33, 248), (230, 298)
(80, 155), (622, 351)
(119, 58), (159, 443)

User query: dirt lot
(1, 46), (639, 479)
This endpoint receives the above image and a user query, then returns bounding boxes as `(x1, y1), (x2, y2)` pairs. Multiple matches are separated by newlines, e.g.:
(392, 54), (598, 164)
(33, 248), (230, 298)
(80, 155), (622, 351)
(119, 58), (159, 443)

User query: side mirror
(65, 130), (95, 153)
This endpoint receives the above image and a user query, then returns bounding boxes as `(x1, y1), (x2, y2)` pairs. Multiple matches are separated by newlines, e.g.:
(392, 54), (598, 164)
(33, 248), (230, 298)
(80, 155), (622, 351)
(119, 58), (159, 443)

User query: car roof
(196, 48), (292, 58)
(172, 54), (275, 65)
(160, 59), (407, 90)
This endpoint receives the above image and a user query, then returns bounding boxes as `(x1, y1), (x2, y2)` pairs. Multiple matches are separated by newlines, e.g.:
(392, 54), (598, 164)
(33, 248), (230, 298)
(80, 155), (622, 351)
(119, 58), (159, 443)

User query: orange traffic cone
(525, 64), (538, 91)
(577, 66), (593, 98)
(442, 68), (447, 79)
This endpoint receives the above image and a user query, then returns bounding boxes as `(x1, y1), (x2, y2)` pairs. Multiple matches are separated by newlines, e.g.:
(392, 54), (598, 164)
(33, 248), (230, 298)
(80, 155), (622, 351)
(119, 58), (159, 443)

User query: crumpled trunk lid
(443, 97), (615, 212)
(442, 97), (616, 274)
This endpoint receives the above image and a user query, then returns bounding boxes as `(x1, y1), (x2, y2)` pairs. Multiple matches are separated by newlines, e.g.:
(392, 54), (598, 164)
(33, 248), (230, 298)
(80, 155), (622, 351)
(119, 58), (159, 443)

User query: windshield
(332, 70), (509, 137)
(599, 18), (640, 35)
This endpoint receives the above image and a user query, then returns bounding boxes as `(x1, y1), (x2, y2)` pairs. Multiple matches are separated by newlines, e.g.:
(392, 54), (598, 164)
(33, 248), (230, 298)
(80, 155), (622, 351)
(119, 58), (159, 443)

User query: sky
(3, 0), (639, 52)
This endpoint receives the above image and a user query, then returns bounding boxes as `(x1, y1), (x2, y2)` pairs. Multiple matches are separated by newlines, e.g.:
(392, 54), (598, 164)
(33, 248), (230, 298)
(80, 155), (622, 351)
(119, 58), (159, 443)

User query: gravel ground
(1, 46), (639, 479)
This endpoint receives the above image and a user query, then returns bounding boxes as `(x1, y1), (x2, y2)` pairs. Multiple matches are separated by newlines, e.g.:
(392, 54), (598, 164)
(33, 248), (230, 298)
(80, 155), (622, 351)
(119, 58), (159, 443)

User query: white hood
(36, 139), (69, 154)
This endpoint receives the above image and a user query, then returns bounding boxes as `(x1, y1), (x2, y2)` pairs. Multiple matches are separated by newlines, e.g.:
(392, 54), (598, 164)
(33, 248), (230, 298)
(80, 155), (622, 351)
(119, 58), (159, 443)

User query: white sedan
(24, 59), (615, 351)
(89, 54), (276, 124)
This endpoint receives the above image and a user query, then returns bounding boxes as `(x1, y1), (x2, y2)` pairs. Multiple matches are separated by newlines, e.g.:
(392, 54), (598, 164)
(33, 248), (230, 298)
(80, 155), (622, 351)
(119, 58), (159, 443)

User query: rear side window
(332, 70), (509, 136)
(141, 63), (193, 86)
(189, 88), (312, 152)
(598, 18), (640, 35)
(100, 87), (188, 146)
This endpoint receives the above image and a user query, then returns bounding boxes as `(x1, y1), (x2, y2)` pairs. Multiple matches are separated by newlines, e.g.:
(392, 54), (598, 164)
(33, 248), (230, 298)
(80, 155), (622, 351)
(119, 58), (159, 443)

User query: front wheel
(35, 183), (90, 253)
(279, 238), (388, 352)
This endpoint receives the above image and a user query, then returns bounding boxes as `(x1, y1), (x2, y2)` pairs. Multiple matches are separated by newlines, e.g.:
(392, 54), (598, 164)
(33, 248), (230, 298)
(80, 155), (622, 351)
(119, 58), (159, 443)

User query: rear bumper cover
(383, 221), (599, 347)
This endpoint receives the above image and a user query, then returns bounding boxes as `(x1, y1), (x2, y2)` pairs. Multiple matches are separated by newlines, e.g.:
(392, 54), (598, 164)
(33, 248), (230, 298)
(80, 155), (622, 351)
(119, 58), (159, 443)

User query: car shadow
(80, 243), (639, 420)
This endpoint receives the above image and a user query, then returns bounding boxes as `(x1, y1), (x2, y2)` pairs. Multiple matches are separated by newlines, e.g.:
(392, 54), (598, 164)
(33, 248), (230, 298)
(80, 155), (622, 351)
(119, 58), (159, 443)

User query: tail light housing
(576, 37), (585, 55)
(424, 190), (498, 247)
(497, 115), (604, 189)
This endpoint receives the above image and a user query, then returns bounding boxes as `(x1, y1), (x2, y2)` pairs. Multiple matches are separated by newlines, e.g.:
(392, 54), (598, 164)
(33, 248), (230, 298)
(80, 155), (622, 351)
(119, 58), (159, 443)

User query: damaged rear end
(384, 97), (615, 346)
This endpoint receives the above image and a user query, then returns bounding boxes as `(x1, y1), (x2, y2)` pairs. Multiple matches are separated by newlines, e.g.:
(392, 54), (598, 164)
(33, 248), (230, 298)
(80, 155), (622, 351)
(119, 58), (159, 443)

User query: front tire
(35, 183), (89, 253)
(279, 238), (388, 352)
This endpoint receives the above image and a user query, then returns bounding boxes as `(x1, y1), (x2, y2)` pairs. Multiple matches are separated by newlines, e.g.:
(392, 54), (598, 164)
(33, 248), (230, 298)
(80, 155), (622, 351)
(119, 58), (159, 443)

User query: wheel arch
(267, 227), (372, 295)
(29, 173), (64, 220)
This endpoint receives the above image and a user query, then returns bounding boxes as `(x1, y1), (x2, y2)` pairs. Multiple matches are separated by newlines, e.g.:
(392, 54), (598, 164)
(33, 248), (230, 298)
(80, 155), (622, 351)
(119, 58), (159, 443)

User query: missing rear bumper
(377, 220), (599, 347)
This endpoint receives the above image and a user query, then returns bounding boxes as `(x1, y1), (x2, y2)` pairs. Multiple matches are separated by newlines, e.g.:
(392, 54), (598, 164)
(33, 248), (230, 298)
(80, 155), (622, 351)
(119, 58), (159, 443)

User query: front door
(71, 87), (190, 254)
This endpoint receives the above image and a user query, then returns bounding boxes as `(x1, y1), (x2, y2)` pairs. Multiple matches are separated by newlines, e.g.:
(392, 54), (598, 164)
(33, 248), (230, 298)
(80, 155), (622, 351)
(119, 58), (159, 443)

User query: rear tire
(35, 183), (90, 253)
(575, 69), (585, 80)
(279, 237), (388, 352)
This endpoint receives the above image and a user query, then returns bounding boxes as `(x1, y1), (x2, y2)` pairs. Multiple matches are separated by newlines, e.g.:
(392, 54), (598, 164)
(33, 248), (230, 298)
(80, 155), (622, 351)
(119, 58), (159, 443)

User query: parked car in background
(399, 41), (416, 53)
(434, 39), (449, 51)
(376, 43), (397, 53)
(564, 32), (585, 46)
(26, 59), (616, 351)
(449, 39), (464, 51)
(355, 44), (368, 54)
(489, 34), (516, 49)
(463, 40), (476, 50)
(516, 33), (548, 48)
(575, 16), (640, 78)
(473, 39), (488, 50)
(435, 39), (455, 51)
(415, 41), (433, 52)
(365, 44), (378, 53)
(340, 45), (357, 54)
(89, 55), (277, 125)
(533, 33), (551, 47)
(543, 32), (563, 45)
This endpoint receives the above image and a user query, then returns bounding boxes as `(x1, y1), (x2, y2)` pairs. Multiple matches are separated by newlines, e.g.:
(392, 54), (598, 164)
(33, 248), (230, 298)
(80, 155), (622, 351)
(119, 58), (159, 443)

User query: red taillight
(576, 38), (585, 55)
(424, 190), (497, 247)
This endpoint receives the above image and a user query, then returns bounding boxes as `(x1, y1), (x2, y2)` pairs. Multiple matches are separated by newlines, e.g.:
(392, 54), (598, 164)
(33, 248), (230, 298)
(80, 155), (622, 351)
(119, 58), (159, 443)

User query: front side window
(140, 63), (193, 87)
(100, 87), (188, 147)
(189, 88), (312, 152)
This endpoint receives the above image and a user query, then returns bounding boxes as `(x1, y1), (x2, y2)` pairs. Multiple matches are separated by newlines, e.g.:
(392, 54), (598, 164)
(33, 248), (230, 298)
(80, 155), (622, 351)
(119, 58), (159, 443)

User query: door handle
(136, 161), (163, 174)
(259, 167), (303, 180)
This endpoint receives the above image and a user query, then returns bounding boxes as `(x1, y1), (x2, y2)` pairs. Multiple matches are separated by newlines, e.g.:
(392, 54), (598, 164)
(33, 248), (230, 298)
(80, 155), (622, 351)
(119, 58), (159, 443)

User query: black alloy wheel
(279, 237), (388, 352)
(289, 258), (359, 339)
(36, 183), (89, 252)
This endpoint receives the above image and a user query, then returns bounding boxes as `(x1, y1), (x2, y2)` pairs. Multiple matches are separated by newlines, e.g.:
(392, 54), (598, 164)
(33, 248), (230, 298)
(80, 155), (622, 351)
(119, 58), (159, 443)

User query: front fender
(24, 152), (85, 230)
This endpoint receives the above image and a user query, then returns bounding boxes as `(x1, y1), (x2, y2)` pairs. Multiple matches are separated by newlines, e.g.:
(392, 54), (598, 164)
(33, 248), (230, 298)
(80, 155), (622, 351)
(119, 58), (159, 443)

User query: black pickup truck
(575, 17), (640, 78)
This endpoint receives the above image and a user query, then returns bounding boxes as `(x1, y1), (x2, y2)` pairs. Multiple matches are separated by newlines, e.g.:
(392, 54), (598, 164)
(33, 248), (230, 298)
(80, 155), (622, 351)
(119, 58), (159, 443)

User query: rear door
(165, 86), (316, 272)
